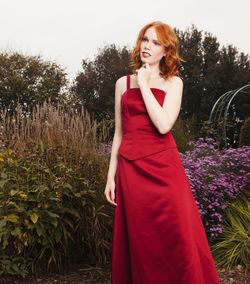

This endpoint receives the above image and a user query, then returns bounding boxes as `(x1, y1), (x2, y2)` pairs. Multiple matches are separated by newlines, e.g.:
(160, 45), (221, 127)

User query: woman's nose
(145, 41), (151, 49)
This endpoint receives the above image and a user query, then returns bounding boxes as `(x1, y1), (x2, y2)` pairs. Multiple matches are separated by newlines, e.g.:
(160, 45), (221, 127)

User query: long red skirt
(111, 148), (220, 284)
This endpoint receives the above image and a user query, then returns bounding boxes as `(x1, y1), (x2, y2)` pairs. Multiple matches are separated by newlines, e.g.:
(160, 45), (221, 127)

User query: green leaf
(11, 227), (22, 237)
(54, 228), (62, 242)
(1, 172), (7, 179)
(62, 207), (80, 218)
(5, 214), (19, 223)
(35, 224), (43, 236)
(30, 212), (39, 224)
(10, 189), (19, 196)
(44, 168), (50, 174)
(46, 211), (59, 219)
(0, 179), (8, 189)
(0, 219), (7, 228)
(63, 183), (73, 190)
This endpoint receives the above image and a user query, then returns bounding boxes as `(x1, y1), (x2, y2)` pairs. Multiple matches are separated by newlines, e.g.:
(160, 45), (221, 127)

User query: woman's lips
(142, 52), (151, 58)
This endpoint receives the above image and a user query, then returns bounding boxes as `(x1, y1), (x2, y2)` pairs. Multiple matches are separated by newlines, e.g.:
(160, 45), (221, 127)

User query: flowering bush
(0, 147), (112, 278)
(180, 138), (250, 238)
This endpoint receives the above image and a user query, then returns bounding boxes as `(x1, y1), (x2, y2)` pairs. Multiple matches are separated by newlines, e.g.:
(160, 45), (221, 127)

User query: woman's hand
(104, 179), (117, 206)
(135, 62), (151, 87)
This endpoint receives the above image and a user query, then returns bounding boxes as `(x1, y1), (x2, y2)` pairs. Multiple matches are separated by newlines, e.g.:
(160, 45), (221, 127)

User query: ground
(1, 265), (249, 284)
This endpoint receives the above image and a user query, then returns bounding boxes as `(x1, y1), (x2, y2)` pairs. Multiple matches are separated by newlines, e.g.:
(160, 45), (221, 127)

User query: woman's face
(140, 27), (166, 65)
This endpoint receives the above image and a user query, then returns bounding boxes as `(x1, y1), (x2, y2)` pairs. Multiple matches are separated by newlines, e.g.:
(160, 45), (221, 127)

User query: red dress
(111, 75), (220, 284)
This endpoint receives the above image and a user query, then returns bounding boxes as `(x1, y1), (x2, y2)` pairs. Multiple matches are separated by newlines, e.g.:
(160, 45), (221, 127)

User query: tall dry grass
(0, 100), (113, 277)
(0, 100), (109, 164)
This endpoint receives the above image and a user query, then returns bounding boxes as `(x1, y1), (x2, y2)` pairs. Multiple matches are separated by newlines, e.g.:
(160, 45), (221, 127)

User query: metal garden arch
(209, 83), (250, 148)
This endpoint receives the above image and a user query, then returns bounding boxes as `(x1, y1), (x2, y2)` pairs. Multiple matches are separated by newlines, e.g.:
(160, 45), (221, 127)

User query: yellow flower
(19, 192), (27, 199)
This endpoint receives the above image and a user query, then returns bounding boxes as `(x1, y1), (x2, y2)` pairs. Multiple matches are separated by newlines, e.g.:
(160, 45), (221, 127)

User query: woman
(104, 21), (220, 284)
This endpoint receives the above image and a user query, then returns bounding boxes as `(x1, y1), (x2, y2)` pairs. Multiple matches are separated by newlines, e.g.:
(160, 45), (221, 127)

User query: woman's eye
(142, 38), (160, 46)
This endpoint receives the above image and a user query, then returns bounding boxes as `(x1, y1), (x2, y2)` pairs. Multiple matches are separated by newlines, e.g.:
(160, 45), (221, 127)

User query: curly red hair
(130, 21), (185, 80)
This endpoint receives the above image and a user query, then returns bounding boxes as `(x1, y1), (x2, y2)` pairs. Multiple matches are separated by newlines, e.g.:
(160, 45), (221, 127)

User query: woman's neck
(145, 63), (161, 79)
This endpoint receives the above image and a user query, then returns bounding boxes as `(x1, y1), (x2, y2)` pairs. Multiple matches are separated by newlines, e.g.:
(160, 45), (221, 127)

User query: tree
(0, 51), (68, 113)
(71, 44), (131, 121)
(72, 24), (250, 129)
(176, 24), (204, 122)
(177, 24), (250, 125)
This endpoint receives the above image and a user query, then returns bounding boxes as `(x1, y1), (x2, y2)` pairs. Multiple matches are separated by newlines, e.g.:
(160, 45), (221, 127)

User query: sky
(1, 0), (250, 83)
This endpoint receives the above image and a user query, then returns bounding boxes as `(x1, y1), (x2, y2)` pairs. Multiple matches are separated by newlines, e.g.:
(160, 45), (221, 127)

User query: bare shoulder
(115, 75), (127, 88)
(167, 75), (183, 87)
(116, 75), (126, 86)
(115, 75), (127, 96)
(162, 75), (183, 99)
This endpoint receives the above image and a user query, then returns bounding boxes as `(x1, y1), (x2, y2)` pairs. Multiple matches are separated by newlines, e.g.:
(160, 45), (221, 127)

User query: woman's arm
(106, 76), (124, 181)
(107, 132), (122, 180)
(139, 75), (183, 134)
(104, 76), (125, 206)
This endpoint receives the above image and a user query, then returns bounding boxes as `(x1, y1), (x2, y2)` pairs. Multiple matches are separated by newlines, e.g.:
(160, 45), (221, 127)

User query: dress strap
(127, 75), (130, 90)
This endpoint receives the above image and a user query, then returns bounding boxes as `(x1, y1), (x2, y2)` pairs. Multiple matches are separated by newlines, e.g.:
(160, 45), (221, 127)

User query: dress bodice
(118, 75), (177, 161)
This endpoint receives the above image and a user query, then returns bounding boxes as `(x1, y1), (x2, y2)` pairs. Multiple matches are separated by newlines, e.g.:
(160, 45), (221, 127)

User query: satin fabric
(111, 75), (220, 284)
(118, 85), (177, 161)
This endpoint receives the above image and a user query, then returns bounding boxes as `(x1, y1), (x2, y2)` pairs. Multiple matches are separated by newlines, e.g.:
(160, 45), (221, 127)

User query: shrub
(180, 137), (250, 238)
(0, 102), (113, 278)
(210, 193), (250, 270)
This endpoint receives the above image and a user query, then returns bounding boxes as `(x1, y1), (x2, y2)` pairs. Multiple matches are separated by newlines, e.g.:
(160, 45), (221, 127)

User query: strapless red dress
(111, 75), (220, 284)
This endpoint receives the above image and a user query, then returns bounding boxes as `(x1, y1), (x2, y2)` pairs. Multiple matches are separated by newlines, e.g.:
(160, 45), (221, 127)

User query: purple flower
(181, 138), (250, 238)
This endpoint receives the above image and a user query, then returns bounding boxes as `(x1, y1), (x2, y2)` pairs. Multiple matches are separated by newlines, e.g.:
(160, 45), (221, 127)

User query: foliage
(0, 98), (249, 277)
(71, 44), (131, 121)
(180, 137), (250, 238)
(0, 145), (112, 277)
(239, 116), (250, 146)
(171, 113), (199, 153)
(1, 23), (249, 278)
(72, 25), (250, 133)
(0, 102), (113, 278)
(211, 193), (250, 271)
(0, 51), (68, 113)
(177, 24), (250, 124)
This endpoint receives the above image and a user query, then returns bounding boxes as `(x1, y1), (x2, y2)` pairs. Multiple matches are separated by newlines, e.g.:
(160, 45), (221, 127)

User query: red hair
(130, 21), (185, 80)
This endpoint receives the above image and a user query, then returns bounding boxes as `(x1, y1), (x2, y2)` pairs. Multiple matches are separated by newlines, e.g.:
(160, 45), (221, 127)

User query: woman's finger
(105, 189), (117, 206)
(111, 190), (115, 202)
